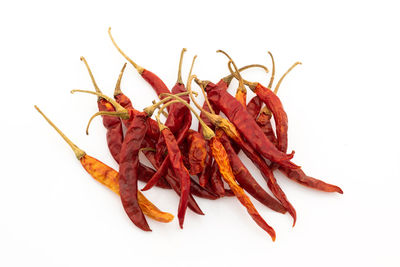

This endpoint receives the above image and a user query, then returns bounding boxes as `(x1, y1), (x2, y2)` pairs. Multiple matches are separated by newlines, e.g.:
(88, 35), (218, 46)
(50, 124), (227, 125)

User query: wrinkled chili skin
(115, 92), (160, 141)
(278, 167), (343, 194)
(186, 130), (207, 175)
(118, 111), (151, 231)
(254, 83), (288, 153)
(80, 155), (173, 223)
(257, 109), (278, 147)
(209, 137), (276, 240)
(247, 96), (262, 119)
(227, 130), (296, 224)
(167, 83), (192, 134)
(198, 80), (225, 132)
(97, 98), (123, 163)
(209, 160), (225, 197)
(198, 142), (212, 187)
(141, 139), (205, 215)
(235, 90), (247, 108)
(161, 127), (191, 228)
(206, 85), (296, 168)
(217, 130), (286, 213)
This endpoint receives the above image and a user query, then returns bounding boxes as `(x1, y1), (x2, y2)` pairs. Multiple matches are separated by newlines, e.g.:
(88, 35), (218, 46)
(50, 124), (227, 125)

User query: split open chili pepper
(155, 102), (191, 228)
(160, 96), (276, 240)
(34, 105), (174, 224)
(187, 77), (296, 222)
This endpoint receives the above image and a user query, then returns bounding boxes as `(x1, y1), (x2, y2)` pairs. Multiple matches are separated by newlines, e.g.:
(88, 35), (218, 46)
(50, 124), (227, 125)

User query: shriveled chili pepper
(73, 90), (155, 231)
(142, 56), (198, 191)
(109, 28), (171, 107)
(187, 77), (296, 222)
(162, 98), (276, 240)
(186, 129), (207, 175)
(141, 138), (205, 215)
(216, 129), (286, 213)
(34, 105), (174, 224)
(155, 102), (191, 228)
(227, 51), (301, 154)
(246, 52), (276, 119)
(197, 73), (297, 168)
(79, 59), (170, 189)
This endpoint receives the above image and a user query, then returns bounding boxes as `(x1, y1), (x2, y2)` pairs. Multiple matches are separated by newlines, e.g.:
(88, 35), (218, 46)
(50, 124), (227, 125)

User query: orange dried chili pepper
(157, 94), (276, 240)
(186, 129), (208, 175)
(34, 105), (174, 223)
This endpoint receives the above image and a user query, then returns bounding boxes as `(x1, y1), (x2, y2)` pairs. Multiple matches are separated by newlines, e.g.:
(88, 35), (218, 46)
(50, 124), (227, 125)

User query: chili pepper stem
(34, 105), (86, 160)
(108, 27), (145, 74)
(144, 91), (196, 117)
(80, 56), (102, 97)
(267, 51), (276, 88)
(152, 100), (168, 118)
(114, 63), (127, 96)
(158, 93), (215, 140)
(274, 62), (302, 94)
(176, 48), (187, 84)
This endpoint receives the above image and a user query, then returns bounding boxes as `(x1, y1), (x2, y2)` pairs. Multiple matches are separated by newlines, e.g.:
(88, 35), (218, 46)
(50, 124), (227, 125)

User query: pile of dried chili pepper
(35, 28), (342, 241)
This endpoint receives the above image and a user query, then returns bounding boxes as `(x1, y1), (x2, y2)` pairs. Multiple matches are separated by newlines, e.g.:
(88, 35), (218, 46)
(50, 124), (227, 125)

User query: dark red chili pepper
(216, 129), (286, 213)
(186, 78), (297, 224)
(142, 137), (217, 201)
(257, 107), (278, 147)
(76, 91), (151, 231)
(155, 106), (191, 228)
(228, 51), (301, 153)
(197, 76), (297, 168)
(141, 138), (205, 215)
(79, 59), (171, 190)
(162, 96), (276, 240)
(246, 95), (262, 119)
(118, 110), (151, 231)
(209, 160), (225, 197)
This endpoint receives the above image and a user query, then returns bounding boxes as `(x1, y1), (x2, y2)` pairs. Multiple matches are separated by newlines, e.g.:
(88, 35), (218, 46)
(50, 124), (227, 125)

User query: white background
(1, 0), (399, 266)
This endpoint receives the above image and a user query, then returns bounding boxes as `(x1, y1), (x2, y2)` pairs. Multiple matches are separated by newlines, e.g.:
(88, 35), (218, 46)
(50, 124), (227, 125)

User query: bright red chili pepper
(109, 28), (171, 108)
(186, 129), (207, 175)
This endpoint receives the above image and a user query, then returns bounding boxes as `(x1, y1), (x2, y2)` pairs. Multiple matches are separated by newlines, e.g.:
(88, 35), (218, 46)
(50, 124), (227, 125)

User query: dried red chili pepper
(227, 51), (301, 154)
(142, 56), (198, 191)
(141, 138), (205, 215)
(155, 103), (191, 228)
(208, 160), (225, 197)
(158, 97), (276, 240)
(216, 129), (286, 213)
(34, 106), (174, 224)
(73, 90), (157, 231)
(79, 59), (170, 189)
(109, 28), (171, 106)
(197, 73), (298, 168)
(186, 129), (207, 175)
(80, 56), (125, 163)
(187, 78), (296, 223)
